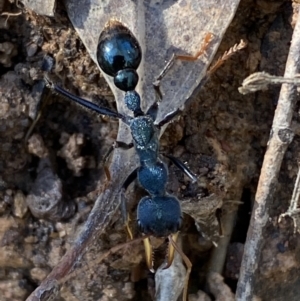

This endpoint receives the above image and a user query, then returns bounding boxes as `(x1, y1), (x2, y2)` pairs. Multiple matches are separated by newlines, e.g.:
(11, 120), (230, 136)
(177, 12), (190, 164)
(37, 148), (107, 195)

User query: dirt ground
(1, 0), (300, 300)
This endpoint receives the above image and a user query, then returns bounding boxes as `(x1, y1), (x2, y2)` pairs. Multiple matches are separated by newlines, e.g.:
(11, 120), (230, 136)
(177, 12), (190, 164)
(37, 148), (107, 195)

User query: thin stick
(236, 8), (300, 301)
(278, 164), (300, 233)
(207, 204), (238, 275)
(25, 169), (135, 301)
(169, 236), (192, 301)
(61, 235), (146, 283)
(1, 11), (22, 26)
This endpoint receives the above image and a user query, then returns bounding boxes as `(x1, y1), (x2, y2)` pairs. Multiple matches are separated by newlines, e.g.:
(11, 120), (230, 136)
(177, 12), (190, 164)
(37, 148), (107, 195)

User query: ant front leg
(45, 76), (124, 120)
(156, 108), (182, 128)
(153, 32), (213, 100)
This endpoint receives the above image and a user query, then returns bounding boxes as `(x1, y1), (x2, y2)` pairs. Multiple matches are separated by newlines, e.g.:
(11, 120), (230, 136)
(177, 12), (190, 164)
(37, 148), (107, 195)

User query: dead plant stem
(235, 7), (300, 301)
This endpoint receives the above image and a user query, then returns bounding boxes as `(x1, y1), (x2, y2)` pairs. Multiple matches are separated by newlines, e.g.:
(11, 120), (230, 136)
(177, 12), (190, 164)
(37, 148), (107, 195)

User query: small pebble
(13, 190), (28, 218)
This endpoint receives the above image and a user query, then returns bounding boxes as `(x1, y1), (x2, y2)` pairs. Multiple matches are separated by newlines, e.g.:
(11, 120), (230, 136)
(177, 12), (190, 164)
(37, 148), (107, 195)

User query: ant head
(130, 116), (154, 147)
(137, 195), (182, 237)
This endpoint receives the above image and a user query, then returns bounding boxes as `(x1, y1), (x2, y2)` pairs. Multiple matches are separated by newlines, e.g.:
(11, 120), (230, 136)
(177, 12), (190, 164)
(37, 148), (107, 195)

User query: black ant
(24, 13), (249, 300)
(45, 19), (213, 299)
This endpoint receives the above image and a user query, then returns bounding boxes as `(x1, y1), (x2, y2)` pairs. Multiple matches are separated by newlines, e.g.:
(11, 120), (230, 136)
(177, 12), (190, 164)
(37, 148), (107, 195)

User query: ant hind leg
(164, 154), (197, 183)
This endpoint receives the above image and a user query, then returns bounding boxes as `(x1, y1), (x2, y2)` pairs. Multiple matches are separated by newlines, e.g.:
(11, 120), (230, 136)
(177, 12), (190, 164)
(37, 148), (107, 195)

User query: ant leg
(157, 108), (182, 128)
(120, 168), (138, 240)
(102, 141), (134, 168)
(120, 191), (133, 240)
(164, 154), (197, 183)
(146, 102), (159, 121)
(114, 141), (134, 150)
(25, 56), (55, 144)
(25, 81), (53, 144)
(101, 141), (134, 182)
(143, 237), (154, 273)
(62, 235), (150, 284)
(168, 234), (192, 301)
(164, 231), (179, 270)
(153, 32), (213, 100)
(45, 76), (124, 120)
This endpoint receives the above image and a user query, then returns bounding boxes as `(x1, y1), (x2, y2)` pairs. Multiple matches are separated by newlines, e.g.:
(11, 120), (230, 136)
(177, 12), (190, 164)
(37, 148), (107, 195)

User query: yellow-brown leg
(153, 33), (213, 100)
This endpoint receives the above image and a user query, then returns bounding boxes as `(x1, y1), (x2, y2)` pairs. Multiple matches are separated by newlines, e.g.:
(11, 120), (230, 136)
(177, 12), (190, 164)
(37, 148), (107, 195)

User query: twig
(1, 11), (22, 26)
(278, 164), (300, 233)
(61, 236), (146, 283)
(235, 8), (300, 301)
(25, 149), (138, 301)
(207, 204), (238, 275)
(1, 11), (22, 16)
(239, 71), (300, 94)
